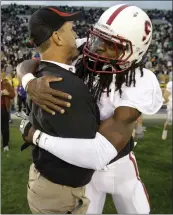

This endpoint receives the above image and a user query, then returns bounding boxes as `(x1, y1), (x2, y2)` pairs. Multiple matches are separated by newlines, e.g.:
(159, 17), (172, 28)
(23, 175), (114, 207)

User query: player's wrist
(33, 130), (42, 146)
(22, 73), (36, 91)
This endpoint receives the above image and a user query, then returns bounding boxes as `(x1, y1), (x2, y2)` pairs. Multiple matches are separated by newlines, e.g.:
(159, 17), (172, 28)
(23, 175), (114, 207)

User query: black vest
(28, 62), (100, 187)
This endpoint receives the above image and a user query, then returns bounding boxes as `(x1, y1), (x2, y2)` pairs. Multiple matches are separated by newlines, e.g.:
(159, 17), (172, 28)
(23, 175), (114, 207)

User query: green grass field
(1, 120), (172, 214)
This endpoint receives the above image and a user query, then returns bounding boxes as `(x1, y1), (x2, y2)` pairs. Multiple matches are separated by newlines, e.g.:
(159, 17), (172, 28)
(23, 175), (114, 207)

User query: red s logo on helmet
(142, 21), (151, 42)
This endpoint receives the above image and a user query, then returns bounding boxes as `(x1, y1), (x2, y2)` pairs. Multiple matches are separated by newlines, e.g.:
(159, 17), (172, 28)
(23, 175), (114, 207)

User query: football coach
(25, 6), (100, 214)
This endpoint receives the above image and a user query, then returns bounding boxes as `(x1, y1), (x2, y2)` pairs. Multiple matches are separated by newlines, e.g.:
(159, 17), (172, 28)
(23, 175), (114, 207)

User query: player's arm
(98, 107), (140, 151)
(23, 68), (162, 170)
(16, 59), (39, 84)
(24, 106), (140, 170)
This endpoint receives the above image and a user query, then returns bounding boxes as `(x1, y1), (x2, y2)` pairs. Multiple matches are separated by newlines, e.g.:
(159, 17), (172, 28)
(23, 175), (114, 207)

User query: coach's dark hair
(76, 58), (144, 101)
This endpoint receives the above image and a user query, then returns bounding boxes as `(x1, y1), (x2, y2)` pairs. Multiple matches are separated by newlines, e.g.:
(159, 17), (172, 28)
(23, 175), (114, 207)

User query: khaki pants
(27, 164), (90, 214)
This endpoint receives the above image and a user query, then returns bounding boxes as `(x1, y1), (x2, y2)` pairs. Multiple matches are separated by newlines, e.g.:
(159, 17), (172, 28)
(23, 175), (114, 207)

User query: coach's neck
(39, 45), (72, 65)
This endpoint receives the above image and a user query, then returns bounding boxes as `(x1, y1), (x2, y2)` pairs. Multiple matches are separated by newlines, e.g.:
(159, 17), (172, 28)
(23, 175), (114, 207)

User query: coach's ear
(52, 31), (63, 47)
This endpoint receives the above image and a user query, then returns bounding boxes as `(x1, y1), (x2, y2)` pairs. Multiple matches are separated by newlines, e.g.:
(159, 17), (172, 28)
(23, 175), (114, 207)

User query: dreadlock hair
(76, 57), (144, 102)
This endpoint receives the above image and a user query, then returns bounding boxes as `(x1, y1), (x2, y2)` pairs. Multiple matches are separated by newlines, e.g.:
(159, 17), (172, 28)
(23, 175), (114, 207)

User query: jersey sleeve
(112, 68), (163, 115)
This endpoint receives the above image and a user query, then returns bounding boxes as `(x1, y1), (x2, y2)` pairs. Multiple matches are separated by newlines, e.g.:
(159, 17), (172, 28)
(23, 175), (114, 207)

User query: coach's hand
(27, 76), (72, 115)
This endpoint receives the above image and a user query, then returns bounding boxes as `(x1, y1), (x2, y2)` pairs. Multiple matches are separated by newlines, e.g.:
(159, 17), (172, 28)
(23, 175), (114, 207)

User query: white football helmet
(83, 4), (153, 73)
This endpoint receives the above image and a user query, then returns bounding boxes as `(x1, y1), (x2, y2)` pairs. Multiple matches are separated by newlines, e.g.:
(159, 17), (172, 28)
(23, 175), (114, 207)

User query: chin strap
(110, 59), (132, 70)
(119, 62), (132, 70)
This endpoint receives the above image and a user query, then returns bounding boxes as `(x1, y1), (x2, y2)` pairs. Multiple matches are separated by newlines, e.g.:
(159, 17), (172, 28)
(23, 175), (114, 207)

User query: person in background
(32, 52), (40, 62)
(162, 76), (172, 140)
(1, 73), (15, 152)
(12, 71), (20, 112)
(16, 84), (27, 117)
(5, 73), (12, 85)
(133, 115), (145, 140)
(4, 73), (13, 123)
(4, 60), (13, 75)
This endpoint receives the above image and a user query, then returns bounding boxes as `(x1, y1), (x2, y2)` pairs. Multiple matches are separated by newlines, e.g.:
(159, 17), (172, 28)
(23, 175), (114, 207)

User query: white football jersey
(74, 39), (163, 120)
(97, 68), (163, 121)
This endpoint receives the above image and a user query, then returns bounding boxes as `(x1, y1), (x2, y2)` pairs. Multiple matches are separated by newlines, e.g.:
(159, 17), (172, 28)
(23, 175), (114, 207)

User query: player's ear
(52, 31), (63, 46)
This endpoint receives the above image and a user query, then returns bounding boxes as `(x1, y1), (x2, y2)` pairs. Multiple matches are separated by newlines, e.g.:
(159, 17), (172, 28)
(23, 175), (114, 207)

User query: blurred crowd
(1, 4), (172, 117)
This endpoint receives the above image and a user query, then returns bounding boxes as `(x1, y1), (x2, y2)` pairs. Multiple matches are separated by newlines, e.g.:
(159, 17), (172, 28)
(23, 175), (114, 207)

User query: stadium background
(1, 1), (172, 214)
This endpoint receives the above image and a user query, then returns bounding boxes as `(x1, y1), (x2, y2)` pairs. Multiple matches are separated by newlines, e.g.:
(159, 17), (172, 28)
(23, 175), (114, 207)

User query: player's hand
(27, 76), (72, 115)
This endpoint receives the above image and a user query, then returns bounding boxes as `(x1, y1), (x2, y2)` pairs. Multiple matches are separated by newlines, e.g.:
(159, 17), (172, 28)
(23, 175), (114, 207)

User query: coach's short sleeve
(112, 68), (163, 115)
